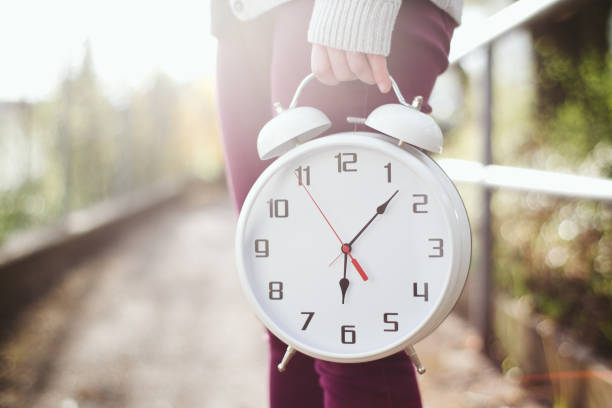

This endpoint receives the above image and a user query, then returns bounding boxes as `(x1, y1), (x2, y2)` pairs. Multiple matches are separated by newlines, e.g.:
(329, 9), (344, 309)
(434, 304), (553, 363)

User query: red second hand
(296, 173), (369, 281)
(296, 176), (343, 245)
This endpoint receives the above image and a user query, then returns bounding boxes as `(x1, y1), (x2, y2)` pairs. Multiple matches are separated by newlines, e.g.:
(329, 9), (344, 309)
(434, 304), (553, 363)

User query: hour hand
(339, 253), (349, 304)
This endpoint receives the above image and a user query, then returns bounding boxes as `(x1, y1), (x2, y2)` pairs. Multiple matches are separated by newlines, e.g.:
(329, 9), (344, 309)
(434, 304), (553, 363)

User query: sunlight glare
(0, 0), (217, 102)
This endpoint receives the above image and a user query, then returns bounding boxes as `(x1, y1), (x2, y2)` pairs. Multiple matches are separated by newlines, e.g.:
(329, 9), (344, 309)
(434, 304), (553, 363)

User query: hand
(311, 44), (392, 93)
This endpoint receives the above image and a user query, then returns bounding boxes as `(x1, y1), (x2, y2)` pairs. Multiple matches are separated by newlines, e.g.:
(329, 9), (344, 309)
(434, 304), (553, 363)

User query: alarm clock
(235, 74), (471, 374)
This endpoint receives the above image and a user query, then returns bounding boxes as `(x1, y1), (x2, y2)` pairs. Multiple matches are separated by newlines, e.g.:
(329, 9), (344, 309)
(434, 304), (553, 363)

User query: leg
(268, 333), (324, 408)
(215, 12), (324, 408)
(215, 14), (275, 211)
(314, 354), (422, 408)
(269, 1), (456, 407)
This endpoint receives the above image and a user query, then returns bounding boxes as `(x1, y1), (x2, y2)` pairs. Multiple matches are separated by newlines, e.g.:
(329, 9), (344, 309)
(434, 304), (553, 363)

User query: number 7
(301, 312), (315, 330)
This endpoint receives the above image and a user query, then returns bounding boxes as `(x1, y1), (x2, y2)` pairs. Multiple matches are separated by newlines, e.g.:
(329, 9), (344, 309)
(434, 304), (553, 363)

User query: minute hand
(348, 190), (399, 246)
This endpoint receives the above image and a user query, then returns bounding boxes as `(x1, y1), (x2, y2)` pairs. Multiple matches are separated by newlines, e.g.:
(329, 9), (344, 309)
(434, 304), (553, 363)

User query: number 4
(413, 282), (429, 302)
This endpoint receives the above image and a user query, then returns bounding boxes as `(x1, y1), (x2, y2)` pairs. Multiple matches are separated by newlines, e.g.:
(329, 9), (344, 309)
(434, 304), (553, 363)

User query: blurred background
(0, 0), (610, 407)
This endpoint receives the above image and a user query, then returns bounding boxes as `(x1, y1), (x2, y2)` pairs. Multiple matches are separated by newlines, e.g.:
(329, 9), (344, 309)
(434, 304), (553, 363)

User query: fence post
(470, 44), (494, 354)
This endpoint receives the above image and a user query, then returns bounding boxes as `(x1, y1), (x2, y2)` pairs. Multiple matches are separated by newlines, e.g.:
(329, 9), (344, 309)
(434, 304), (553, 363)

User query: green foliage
(0, 183), (35, 244)
(533, 39), (612, 169)
(491, 19), (612, 356)
(494, 193), (612, 356)
(0, 49), (223, 243)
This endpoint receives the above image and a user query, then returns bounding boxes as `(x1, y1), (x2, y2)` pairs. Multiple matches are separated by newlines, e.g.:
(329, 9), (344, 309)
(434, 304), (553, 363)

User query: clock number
(428, 238), (443, 257)
(334, 153), (357, 173)
(300, 312), (315, 330)
(341, 325), (356, 344)
(413, 282), (429, 302)
(383, 313), (399, 332)
(254, 239), (269, 257)
(412, 194), (428, 213)
(384, 162), (392, 183)
(267, 199), (289, 218)
(295, 166), (310, 186)
(268, 281), (283, 300)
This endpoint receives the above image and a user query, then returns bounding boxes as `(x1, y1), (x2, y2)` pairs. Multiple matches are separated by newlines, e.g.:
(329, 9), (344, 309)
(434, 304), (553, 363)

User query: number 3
(428, 238), (443, 258)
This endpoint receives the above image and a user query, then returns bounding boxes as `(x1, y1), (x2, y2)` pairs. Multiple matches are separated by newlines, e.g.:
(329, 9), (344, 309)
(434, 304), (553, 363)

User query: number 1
(384, 162), (391, 183)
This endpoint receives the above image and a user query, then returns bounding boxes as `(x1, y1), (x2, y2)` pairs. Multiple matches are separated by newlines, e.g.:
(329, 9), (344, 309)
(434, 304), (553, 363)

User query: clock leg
(404, 344), (427, 375)
(277, 345), (297, 372)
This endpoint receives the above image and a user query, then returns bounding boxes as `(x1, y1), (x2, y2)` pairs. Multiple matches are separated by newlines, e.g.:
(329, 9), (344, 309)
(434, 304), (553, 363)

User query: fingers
(346, 51), (375, 85)
(326, 48), (357, 82)
(311, 44), (339, 85)
(367, 54), (392, 93)
(312, 45), (391, 93)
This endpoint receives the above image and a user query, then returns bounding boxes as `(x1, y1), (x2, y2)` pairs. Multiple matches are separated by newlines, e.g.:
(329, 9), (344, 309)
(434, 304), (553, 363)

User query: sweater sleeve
(307, 0), (402, 56)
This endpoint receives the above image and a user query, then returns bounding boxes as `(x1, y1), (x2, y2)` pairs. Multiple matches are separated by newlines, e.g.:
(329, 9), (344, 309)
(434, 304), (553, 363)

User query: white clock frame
(234, 74), (472, 373)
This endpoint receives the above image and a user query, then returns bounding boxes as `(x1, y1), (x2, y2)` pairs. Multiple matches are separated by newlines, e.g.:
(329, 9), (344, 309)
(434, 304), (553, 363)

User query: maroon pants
(215, 1), (456, 406)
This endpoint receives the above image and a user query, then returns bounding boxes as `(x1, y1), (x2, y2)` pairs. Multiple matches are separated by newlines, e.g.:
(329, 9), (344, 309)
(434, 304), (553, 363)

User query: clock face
(236, 133), (470, 362)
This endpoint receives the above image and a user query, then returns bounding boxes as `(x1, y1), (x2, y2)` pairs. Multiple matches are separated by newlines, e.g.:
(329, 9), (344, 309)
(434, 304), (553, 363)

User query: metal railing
(440, 0), (612, 352)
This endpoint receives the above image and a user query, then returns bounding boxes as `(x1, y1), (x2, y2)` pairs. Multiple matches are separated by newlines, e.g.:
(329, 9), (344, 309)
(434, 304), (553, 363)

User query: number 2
(413, 194), (428, 213)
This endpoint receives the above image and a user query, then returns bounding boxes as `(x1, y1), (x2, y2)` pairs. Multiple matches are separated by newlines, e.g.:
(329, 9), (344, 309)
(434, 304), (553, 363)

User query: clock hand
(295, 172), (343, 244)
(350, 257), (368, 281)
(339, 253), (349, 304)
(295, 172), (369, 281)
(349, 189), (399, 246)
(330, 246), (368, 282)
(328, 190), (399, 267)
(329, 252), (342, 267)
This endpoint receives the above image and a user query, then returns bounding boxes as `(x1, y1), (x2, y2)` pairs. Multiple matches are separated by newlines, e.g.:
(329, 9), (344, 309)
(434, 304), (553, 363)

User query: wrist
(307, 0), (401, 57)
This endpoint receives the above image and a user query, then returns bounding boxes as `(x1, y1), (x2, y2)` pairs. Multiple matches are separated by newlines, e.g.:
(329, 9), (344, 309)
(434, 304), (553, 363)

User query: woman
(212, 1), (462, 406)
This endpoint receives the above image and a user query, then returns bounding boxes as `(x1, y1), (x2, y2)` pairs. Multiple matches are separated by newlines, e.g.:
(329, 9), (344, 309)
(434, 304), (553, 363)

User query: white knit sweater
(226, 0), (463, 56)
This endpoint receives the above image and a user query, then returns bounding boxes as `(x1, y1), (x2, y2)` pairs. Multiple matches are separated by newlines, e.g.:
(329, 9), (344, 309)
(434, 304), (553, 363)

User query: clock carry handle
(284, 73), (440, 152)
(258, 71), (441, 160)
(284, 72), (443, 154)
(287, 73), (423, 111)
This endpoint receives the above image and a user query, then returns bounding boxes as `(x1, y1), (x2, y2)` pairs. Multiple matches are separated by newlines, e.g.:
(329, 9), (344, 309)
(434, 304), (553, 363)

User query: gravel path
(1, 188), (543, 407)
